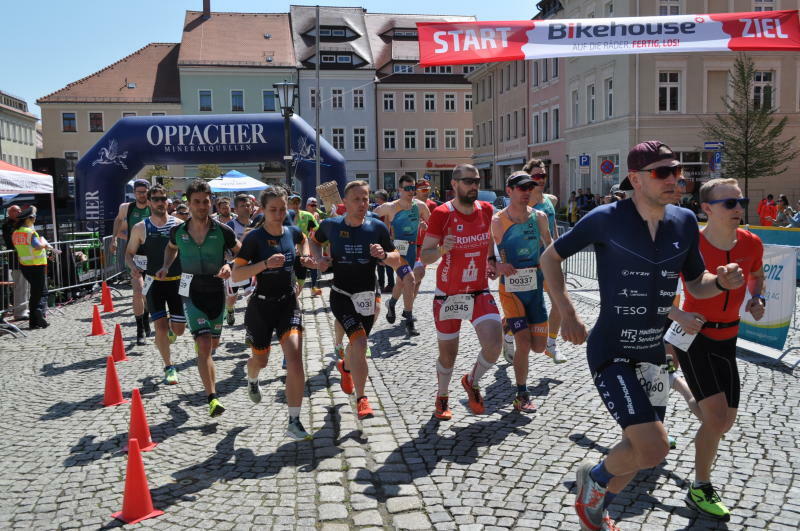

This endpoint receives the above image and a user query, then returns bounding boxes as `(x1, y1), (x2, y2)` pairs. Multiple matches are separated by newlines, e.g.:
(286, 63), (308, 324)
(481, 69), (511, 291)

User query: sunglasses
(514, 183), (535, 191)
(706, 197), (750, 209)
(530, 173), (547, 180)
(640, 165), (682, 180)
(457, 178), (481, 186)
(307, 203), (317, 207)
(402, 185), (417, 192)
(677, 179), (687, 187)
(150, 196), (168, 202)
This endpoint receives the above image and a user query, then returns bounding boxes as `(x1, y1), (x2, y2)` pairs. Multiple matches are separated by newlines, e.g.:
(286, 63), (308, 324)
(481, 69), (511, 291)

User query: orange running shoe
(434, 396), (452, 420)
(357, 396), (373, 419)
(336, 360), (354, 395)
(461, 374), (485, 414)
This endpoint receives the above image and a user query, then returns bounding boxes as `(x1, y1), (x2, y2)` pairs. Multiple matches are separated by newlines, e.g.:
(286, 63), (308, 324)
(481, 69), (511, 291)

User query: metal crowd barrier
(554, 221), (599, 283)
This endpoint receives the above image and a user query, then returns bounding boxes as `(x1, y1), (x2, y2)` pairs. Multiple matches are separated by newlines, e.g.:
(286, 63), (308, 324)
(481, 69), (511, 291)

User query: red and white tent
(0, 160), (57, 241)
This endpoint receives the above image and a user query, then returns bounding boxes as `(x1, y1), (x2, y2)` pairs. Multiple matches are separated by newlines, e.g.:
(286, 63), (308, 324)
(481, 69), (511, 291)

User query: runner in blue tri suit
(310, 180), (402, 420)
(539, 141), (744, 530)
(373, 174), (431, 337)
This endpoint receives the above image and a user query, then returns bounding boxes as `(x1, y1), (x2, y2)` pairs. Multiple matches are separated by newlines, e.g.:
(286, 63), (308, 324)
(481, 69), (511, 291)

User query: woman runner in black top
(232, 187), (317, 441)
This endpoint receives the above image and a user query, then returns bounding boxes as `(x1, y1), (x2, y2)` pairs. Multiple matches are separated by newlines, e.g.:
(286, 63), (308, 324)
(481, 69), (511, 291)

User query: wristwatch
(714, 277), (729, 292)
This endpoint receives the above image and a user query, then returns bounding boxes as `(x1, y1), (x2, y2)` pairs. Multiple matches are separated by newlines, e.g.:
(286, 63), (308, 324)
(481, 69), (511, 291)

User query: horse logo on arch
(92, 139), (128, 170)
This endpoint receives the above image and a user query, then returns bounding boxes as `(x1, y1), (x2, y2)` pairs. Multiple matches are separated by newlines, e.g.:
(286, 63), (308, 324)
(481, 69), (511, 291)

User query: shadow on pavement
(40, 393), (114, 421)
(367, 326), (418, 359)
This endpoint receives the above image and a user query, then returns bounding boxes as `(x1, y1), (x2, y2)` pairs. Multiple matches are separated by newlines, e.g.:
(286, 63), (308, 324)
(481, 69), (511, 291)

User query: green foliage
(196, 164), (224, 180)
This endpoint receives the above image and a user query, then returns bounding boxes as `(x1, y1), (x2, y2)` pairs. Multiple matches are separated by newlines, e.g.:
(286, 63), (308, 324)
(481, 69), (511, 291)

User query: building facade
(0, 90), (38, 170)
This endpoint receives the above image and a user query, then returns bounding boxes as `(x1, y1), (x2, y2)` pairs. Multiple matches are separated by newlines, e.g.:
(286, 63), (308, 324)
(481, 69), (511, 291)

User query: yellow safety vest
(12, 226), (47, 266)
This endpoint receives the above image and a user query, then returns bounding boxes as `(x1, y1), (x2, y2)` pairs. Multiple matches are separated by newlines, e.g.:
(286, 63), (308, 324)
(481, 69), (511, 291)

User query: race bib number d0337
(439, 294), (474, 321)
(504, 267), (538, 293)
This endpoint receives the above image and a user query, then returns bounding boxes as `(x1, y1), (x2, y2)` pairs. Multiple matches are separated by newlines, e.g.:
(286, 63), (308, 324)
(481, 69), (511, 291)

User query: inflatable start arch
(75, 113), (346, 233)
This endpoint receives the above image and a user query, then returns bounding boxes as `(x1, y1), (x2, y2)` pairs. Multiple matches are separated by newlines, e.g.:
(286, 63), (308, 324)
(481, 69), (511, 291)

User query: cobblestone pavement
(0, 267), (798, 530)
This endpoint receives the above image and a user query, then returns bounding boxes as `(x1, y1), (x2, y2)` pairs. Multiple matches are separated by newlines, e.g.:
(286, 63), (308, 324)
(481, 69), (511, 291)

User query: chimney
(202, 0), (211, 19)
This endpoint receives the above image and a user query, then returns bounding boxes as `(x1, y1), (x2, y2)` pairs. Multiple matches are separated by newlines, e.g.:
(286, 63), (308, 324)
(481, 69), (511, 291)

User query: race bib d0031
(351, 291), (376, 316)
(439, 294), (474, 321)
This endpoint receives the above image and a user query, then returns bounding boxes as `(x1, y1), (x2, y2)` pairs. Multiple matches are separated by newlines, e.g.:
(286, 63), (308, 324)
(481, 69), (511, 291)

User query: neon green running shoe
(167, 328), (177, 344)
(164, 366), (178, 385)
(286, 417), (313, 441)
(366, 346), (372, 358)
(686, 483), (731, 521)
(209, 398), (226, 417)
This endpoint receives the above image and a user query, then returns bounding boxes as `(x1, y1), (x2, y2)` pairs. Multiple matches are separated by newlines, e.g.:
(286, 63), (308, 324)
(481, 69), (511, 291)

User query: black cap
(506, 172), (533, 188)
(620, 140), (680, 190)
(16, 207), (36, 220)
(133, 179), (150, 189)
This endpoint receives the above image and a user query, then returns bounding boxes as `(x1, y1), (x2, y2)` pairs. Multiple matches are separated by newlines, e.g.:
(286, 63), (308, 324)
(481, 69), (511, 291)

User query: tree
(196, 164), (223, 180)
(701, 53), (798, 224)
(143, 164), (169, 180)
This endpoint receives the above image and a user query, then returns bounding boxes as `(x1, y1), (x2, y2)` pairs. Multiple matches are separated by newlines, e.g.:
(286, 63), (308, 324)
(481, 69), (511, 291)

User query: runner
(309, 180), (401, 419)
(373, 174), (431, 337)
(413, 179), (440, 296)
(304, 197), (323, 295)
(420, 163), (502, 421)
(525, 159), (565, 364)
(231, 187), (315, 440)
(669, 178), (765, 522)
(224, 194), (252, 326)
(492, 172), (552, 412)
(213, 197), (233, 225)
(539, 141), (744, 530)
(288, 194), (321, 296)
(125, 184), (186, 385)
(157, 179), (240, 417)
(111, 179), (151, 345)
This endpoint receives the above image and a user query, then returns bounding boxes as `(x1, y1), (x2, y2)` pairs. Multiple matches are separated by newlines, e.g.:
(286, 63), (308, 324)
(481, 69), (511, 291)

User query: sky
(5, 0), (539, 118)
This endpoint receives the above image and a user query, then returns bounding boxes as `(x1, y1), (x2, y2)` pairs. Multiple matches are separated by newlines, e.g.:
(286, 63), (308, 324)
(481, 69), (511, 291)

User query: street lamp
(273, 81), (298, 189)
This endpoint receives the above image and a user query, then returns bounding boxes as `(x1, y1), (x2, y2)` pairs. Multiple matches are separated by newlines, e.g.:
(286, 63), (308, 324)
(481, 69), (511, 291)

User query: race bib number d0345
(439, 294), (474, 321)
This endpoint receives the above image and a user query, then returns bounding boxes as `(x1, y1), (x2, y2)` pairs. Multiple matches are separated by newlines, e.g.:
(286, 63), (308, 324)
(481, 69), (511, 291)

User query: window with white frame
(465, 129), (473, 149)
(463, 65), (478, 74)
(89, 112), (103, 132)
(604, 78), (613, 118)
(383, 129), (397, 150)
(424, 129), (437, 150)
(659, 0), (680, 15)
(605, 1), (614, 16)
(310, 88), (318, 108)
(513, 111), (519, 138)
(199, 90), (212, 111)
(753, 0), (775, 11)
(542, 59), (549, 83)
(353, 89), (364, 109)
(321, 54), (336, 63)
(658, 71), (680, 112)
(572, 89), (579, 126)
(552, 59), (559, 79)
(753, 71), (774, 109)
(553, 108), (560, 139)
(122, 112), (137, 117)
(445, 93), (456, 112)
(383, 93), (395, 111)
(337, 55), (351, 64)
(263, 90), (276, 112)
(444, 129), (457, 150)
(533, 114), (540, 144)
(331, 88), (343, 109)
(64, 151), (79, 173)
(533, 62), (539, 87)
(587, 84), (596, 123)
(393, 64), (414, 74)
(465, 93), (473, 111)
(332, 128), (345, 150)
(353, 128), (366, 150)
(542, 111), (549, 142)
(231, 90), (244, 112)
(424, 93), (436, 112)
(404, 93), (416, 112)
(404, 130), (417, 150)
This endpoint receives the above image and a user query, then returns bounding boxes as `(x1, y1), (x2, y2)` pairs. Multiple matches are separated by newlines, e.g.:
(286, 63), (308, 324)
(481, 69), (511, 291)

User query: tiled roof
(178, 11), (295, 67)
(37, 43), (180, 104)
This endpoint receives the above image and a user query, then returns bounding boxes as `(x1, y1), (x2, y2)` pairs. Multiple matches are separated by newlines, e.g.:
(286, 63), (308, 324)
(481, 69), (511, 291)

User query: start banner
(417, 10), (800, 66)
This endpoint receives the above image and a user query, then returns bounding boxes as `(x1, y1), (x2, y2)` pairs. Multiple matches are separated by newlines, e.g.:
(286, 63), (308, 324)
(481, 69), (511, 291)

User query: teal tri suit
(390, 202), (420, 266)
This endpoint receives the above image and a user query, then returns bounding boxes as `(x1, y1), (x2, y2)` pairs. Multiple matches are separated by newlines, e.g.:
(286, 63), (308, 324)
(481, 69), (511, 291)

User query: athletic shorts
(396, 242), (418, 269)
(146, 279), (185, 323)
(675, 334), (740, 408)
(330, 289), (375, 342)
(244, 294), (302, 352)
(432, 291), (501, 341)
(293, 256), (308, 282)
(593, 358), (668, 430)
(499, 276), (547, 335)
(182, 281), (226, 339)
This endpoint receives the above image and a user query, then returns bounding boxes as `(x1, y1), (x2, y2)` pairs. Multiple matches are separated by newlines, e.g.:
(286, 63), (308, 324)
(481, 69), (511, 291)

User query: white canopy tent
(0, 160), (57, 241)
(208, 170), (268, 193)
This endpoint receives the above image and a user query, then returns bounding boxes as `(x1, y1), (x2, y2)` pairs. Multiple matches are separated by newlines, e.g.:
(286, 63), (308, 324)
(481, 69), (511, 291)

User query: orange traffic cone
(103, 356), (128, 407)
(125, 389), (157, 452)
(111, 324), (128, 362)
(101, 281), (115, 313)
(88, 304), (107, 336)
(111, 438), (164, 524)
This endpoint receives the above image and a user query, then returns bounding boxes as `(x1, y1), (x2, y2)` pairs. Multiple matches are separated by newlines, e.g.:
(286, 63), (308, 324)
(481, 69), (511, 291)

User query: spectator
(2, 205), (29, 320)
(766, 195), (795, 227)
(576, 188), (587, 218)
(567, 191), (578, 226)
(306, 197), (321, 222)
(757, 194), (777, 226)
(175, 205), (190, 220)
(12, 207), (52, 329)
(166, 198), (175, 215)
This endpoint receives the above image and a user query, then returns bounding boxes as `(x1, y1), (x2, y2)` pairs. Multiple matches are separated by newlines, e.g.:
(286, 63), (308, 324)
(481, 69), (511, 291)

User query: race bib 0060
(636, 362), (669, 408)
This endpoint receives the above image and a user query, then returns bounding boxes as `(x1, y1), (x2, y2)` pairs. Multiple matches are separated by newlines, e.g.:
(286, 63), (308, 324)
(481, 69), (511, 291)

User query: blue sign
(75, 114), (346, 234)
(579, 155), (591, 167)
(714, 151), (722, 165)
(423, 173), (432, 181)
(704, 141), (724, 150)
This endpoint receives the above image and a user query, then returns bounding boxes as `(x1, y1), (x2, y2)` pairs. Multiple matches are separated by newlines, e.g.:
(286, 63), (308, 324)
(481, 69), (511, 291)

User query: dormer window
(424, 66), (453, 74)
(394, 29), (418, 38)
(337, 55), (352, 64)
(332, 29), (345, 37)
(393, 64), (414, 74)
(322, 54), (337, 63)
(319, 28), (331, 37)
(311, 25), (356, 40)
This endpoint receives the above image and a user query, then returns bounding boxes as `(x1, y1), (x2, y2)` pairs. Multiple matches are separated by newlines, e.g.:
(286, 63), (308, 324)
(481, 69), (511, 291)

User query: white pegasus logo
(92, 139), (128, 170)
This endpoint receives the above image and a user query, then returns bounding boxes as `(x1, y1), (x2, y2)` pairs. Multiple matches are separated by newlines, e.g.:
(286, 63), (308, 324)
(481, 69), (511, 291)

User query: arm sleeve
(553, 208), (603, 259)
(237, 232), (258, 264)
(425, 206), (446, 241)
(680, 219), (706, 282)
(312, 219), (330, 244)
(219, 222), (238, 250)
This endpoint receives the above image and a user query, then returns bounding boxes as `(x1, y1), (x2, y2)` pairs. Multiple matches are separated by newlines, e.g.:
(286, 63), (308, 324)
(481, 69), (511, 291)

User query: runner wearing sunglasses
(667, 178), (764, 522)
(373, 174), (432, 338)
(540, 141), (745, 530)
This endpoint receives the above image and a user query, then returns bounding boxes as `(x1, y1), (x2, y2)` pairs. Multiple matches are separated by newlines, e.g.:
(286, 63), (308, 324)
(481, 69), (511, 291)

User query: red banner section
(417, 11), (800, 66)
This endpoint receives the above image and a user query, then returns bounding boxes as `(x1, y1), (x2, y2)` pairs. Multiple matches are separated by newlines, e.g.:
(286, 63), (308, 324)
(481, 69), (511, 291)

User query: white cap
(306, 197), (318, 205)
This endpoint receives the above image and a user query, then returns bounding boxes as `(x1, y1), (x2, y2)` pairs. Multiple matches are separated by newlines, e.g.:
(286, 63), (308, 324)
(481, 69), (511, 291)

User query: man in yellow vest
(12, 207), (53, 329)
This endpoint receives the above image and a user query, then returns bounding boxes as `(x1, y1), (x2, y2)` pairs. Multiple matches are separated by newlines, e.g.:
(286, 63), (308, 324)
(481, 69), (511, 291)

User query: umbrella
(208, 170), (268, 193)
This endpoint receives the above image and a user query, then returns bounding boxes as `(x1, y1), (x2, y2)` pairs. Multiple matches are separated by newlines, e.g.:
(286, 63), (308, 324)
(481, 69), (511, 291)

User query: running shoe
(513, 391), (537, 413)
(385, 299), (397, 324)
(545, 339), (567, 364)
(167, 328), (177, 344)
(356, 396), (374, 419)
(282, 356), (287, 370)
(404, 318), (420, 337)
(208, 398), (226, 417)
(163, 366), (178, 385)
(143, 314), (152, 337)
(336, 360), (354, 395)
(226, 309), (235, 326)
(136, 325), (146, 346)
(668, 435), (677, 450)
(366, 346), (372, 358)
(601, 512), (621, 531)
(460, 374), (485, 415)
(503, 330), (515, 364)
(575, 462), (607, 531)
(311, 287), (322, 297)
(286, 417), (313, 440)
(247, 380), (262, 404)
(433, 395), (452, 420)
(334, 344), (345, 359)
(685, 483), (731, 521)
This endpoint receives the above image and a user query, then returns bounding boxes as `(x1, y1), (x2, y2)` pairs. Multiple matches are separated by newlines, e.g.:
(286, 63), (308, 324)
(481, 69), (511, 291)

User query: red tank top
(416, 199), (438, 245)
(426, 200), (494, 295)
(682, 228), (763, 340)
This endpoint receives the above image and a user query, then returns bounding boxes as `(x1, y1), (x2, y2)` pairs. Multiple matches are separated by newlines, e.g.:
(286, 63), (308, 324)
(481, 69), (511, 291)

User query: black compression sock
(207, 393), (217, 404)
